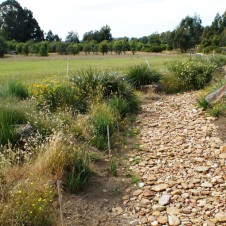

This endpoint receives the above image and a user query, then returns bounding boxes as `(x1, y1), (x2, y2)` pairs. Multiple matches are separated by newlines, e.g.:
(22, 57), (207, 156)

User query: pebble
(120, 93), (226, 225)
(168, 215), (181, 225)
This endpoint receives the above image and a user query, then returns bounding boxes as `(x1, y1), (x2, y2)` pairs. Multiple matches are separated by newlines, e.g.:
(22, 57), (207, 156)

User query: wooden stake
(107, 125), (111, 158)
(57, 180), (64, 226)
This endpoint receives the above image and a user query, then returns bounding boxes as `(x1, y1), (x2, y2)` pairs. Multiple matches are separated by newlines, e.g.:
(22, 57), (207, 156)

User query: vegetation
(126, 64), (162, 88)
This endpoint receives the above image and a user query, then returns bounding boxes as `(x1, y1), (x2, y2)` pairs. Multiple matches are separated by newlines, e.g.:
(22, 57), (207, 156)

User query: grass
(0, 53), (188, 84)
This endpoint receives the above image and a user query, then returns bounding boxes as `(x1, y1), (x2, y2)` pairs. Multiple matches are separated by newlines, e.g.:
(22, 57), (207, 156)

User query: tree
(39, 41), (48, 56)
(113, 40), (123, 55)
(99, 40), (108, 55)
(129, 40), (138, 55)
(98, 25), (112, 42)
(65, 31), (79, 43)
(0, 0), (43, 42)
(173, 15), (203, 52)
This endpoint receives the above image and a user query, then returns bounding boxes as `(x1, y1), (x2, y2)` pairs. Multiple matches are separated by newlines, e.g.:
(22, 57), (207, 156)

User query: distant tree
(16, 42), (23, 54)
(83, 31), (94, 42)
(98, 25), (112, 42)
(46, 30), (55, 41)
(0, 36), (6, 57)
(83, 42), (91, 55)
(148, 33), (161, 45)
(99, 40), (108, 55)
(113, 40), (123, 55)
(66, 43), (80, 55)
(0, 0), (44, 42)
(173, 15), (203, 52)
(65, 31), (79, 43)
(89, 40), (98, 54)
(129, 40), (138, 55)
(108, 42), (113, 54)
(39, 41), (48, 56)
(56, 42), (68, 55)
(22, 42), (29, 56)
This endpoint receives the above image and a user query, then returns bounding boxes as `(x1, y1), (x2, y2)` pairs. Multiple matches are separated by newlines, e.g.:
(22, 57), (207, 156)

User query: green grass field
(0, 52), (188, 84)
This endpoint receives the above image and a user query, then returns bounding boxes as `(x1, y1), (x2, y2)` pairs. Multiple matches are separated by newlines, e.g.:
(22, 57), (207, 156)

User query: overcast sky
(1, 0), (226, 40)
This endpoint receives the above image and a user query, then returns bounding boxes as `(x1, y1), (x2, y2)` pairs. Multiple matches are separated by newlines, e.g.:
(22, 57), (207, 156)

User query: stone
(215, 212), (226, 222)
(167, 207), (180, 215)
(219, 153), (226, 159)
(152, 205), (166, 212)
(205, 84), (226, 104)
(151, 184), (168, 192)
(140, 217), (148, 224)
(152, 211), (161, 216)
(133, 189), (143, 196)
(168, 215), (180, 225)
(201, 182), (213, 187)
(195, 166), (210, 172)
(203, 220), (216, 226)
(138, 182), (145, 188)
(220, 145), (226, 153)
(157, 216), (168, 224)
(143, 189), (154, 197)
(140, 198), (150, 205)
(129, 219), (140, 225)
(171, 189), (182, 195)
(148, 216), (156, 222)
(151, 221), (159, 226)
(158, 194), (171, 206)
(113, 207), (123, 215)
(147, 175), (157, 181)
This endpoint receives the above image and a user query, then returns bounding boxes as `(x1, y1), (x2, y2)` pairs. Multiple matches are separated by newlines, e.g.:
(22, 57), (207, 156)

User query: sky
(1, 0), (226, 40)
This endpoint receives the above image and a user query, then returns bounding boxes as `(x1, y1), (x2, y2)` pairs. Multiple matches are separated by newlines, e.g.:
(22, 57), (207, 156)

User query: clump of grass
(126, 64), (162, 88)
(109, 157), (117, 176)
(196, 95), (210, 110)
(1, 81), (29, 99)
(0, 103), (27, 146)
(89, 102), (116, 151)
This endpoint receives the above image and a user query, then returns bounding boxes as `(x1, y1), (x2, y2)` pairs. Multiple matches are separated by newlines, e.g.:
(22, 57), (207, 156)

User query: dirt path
(63, 91), (226, 226)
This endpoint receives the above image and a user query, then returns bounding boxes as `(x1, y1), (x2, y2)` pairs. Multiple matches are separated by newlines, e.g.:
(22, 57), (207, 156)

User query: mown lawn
(0, 52), (188, 84)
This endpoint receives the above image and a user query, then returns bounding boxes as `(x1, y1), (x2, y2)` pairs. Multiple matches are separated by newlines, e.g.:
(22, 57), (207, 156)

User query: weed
(109, 157), (117, 176)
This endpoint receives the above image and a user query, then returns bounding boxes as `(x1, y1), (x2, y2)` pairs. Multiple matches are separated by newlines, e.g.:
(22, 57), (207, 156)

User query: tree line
(0, 0), (226, 57)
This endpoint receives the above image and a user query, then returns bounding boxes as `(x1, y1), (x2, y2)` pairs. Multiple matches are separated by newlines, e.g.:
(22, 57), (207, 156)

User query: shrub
(0, 178), (56, 226)
(89, 102), (116, 151)
(32, 78), (80, 112)
(161, 73), (186, 93)
(209, 55), (226, 69)
(167, 60), (215, 90)
(3, 81), (29, 99)
(0, 104), (27, 146)
(126, 64), (162, 88)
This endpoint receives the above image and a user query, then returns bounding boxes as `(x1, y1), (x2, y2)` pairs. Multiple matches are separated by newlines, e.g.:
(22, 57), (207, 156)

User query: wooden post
(107, 125), (111, 158)
(66, 57), (70, 76)
(57, 180), (64, 226)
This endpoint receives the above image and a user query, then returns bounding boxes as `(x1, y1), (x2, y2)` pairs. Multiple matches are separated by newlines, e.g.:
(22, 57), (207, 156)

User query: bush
(209, 55), (226, 69)
(0, 104), (27, 146)
(0, 36), (7, 57)
(89, 102), (116, 150)
(161, 73), (186, 93)
(0, 179), (56, 226)
(126, 64), (162, 88)
(3, 81), (29, 99)
(32, 78), (79, 111)
(167, 60), (215, 90)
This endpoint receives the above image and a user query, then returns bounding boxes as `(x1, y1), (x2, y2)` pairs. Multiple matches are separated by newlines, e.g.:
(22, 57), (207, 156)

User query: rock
(167, 207), (180, 215)
(215, 212), (226, 222)
(201, 182), (213, 187)
(203, 220), (216, 226)
(151, 184), (168, 192)
(220, 145), (226, 153)
(219, 153), (226, 159)
(133, 189), (143, 196)
(140, 198), (150, 205)
(138, 182), (145, 188)
(157, 216), (168, 224)
(195, 166), (210, 172)
(168, 215), (180, 225)
(147, 175), (157, 181)
(148, 216), (156, 222)
(171, 189), (182, 195)
(158, 194), (171, 206)
(151, 221), (159, 226)
(152, 211), (161, 216)
(113, 207), (123, 215)
(152, 205), (166, 212)
(205, 84), (226, 104)
(143, 189), (154, 197)
(140, 217), (148, 224)
(129, 219), (140, 225)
